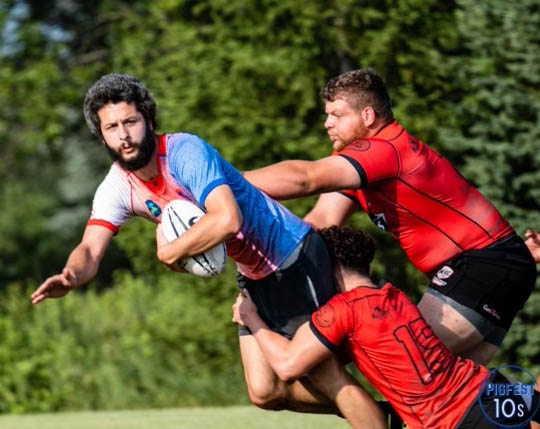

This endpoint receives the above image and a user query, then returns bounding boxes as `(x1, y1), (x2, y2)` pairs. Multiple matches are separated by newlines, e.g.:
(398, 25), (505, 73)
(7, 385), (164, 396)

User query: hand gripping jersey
(88, 133), (310, 279)
(310, 283), (490, 429)
(337, 121), (514, 274)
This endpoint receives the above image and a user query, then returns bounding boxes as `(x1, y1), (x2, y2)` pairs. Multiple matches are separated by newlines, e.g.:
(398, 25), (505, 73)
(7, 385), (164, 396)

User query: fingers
(31, 270), (73, 305)
(31, 277), (57, 305)
(525, 230), (539, 241)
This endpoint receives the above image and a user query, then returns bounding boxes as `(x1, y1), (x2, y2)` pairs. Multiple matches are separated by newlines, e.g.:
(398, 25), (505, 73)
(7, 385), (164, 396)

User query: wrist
(244, 311), (265, 330)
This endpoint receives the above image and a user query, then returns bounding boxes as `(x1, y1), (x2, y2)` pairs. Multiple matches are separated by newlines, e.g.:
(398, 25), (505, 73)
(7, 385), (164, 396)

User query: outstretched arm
(31, 225), (114, 304)
(304, 192), (357, 229)
(156, 184), (242, 267)
(525, 230), (540, 263)
(232, 291), (331, 381)
(243, 156), (361, 200)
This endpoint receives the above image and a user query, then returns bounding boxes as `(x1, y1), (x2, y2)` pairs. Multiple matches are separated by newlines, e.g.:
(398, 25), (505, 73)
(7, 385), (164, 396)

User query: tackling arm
(31, 225), (114, 304)
(304, 192), (357, 229)
(156, 184), (242, 266)
(243, 156), (361, 200)
(232, 291), (332, 382)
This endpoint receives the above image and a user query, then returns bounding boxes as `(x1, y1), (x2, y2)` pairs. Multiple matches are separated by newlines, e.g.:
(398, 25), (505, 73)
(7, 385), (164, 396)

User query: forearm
(157, 211), (240, 265)
(244, 313), (303, 381)
(244, 161), (315, 200)
(64, 244), (100, 287)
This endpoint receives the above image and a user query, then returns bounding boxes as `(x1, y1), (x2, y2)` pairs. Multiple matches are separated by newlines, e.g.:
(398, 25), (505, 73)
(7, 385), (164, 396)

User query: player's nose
(117, 123), (130, 141)
(324, 117), (333, 129)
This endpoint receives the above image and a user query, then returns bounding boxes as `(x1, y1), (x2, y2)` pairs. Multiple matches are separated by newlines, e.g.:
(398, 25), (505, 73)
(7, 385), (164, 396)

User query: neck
(337, 267), (375, 292)
(367, 117), (393, 138)
(133, 136), (160, 181)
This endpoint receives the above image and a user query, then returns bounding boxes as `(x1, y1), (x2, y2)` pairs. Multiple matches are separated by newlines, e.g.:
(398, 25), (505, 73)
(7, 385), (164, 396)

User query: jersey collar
(372, 120), (402, 140)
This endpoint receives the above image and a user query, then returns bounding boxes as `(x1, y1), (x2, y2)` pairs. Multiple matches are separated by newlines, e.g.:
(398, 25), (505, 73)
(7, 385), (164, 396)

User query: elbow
(222, 211), (243, 239)
(157, 246), (177, 266)
(301, 172), (324, 196)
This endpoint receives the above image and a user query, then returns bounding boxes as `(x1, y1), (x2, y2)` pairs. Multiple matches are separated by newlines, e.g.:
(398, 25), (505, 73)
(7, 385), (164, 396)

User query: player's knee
(246, 380), (288, 410)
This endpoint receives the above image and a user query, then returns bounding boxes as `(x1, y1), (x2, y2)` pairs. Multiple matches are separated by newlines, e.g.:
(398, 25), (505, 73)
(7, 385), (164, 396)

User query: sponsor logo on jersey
(145, 200), (162, 218)
(370, 213), (387, 231)
(482, 304), (502, 320)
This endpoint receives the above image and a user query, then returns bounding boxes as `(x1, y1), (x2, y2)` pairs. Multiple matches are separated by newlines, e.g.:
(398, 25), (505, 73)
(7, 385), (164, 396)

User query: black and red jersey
(337, 121), (513, 274)
(310, 283), (490, 429)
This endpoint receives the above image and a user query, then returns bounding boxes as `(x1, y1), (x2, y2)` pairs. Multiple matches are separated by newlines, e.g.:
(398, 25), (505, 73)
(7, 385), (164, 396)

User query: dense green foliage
(0, 259), (245, 413)
(0, 0), (537, 413)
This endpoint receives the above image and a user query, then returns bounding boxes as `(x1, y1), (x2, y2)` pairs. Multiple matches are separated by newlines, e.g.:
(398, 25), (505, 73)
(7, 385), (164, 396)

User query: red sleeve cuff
(87, 219), (120, 233)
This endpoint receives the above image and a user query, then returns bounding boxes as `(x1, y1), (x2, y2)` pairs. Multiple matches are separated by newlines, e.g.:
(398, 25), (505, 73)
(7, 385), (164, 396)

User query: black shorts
(237, 230), (336, 339)
(428, 233), (536, 345)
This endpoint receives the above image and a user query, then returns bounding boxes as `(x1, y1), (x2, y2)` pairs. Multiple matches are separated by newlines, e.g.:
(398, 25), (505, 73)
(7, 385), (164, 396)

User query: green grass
(0, 406), (350, 429)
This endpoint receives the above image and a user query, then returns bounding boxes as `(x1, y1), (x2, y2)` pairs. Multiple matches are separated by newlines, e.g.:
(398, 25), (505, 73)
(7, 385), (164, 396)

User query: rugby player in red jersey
(243, 69), (537, 365)
(233, 226), (539, 429)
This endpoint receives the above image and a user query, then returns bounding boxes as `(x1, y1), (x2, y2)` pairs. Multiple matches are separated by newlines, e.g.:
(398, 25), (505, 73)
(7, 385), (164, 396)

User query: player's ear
(361, 106), (377, 127)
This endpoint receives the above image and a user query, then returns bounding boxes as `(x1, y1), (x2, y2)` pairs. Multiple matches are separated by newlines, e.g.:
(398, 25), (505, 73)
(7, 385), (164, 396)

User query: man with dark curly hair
(244, 69), (537, 366)
(31, 73), (386, 428)
(233, 225), (539, 429)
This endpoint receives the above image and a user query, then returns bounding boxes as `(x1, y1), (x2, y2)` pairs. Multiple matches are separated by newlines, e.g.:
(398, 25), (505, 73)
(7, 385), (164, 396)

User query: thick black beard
(105, 124), (156, 171)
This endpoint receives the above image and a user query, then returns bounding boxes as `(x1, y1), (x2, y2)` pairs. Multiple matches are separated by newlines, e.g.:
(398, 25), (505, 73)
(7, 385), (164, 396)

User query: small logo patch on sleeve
(314, 304), (336, 328)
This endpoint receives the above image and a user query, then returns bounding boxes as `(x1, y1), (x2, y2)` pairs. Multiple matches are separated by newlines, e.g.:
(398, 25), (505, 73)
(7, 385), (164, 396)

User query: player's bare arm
(232, 290), (331, 381)
(304, 192), (357, 229)
(156, 184), (242, 266)
(31, 225), (114, 305)
(243, 156), (360, 200)
(525, 229), (540, 263)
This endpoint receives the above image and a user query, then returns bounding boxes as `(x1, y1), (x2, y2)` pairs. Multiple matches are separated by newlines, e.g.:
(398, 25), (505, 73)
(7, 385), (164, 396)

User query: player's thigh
(458, 341), (499, 366)
(426, 235), (535, 350)
(418, 292), (484, 353)
(238, 334), (280, 394)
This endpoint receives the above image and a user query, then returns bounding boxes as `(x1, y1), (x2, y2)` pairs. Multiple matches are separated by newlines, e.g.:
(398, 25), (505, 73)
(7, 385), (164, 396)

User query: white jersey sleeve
(88, 164), (134, 232)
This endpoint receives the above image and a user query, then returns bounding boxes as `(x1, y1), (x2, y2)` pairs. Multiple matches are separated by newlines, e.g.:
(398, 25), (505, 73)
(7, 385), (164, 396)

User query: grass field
(0, 406), (350, 429)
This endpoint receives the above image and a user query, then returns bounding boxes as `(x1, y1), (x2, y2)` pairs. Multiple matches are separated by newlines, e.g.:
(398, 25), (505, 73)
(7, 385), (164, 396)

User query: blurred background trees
(0, 0), (538, 413)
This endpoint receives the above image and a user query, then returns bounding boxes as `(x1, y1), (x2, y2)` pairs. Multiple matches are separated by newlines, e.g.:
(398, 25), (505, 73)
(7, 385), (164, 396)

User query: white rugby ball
(161, 199), (227, 277)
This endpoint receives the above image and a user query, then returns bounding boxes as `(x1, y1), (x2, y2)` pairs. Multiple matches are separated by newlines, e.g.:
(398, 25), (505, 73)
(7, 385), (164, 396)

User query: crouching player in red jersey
(233, 226), (540, 429)
(243, 69), (537, 366)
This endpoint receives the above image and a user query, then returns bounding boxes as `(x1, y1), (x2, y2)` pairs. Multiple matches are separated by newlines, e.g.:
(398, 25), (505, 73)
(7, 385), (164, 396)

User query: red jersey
(337, 121), (513, 274)
(310, 283), (490, 429)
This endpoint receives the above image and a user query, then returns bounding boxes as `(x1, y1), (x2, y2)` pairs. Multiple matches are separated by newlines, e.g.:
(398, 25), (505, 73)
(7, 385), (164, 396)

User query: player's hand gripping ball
(160, 199), (227, 277)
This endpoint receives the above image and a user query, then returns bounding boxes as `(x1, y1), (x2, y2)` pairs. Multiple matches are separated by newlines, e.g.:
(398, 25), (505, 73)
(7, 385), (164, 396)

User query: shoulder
(338, 137), (400, 162)
(166, 132), (220, 162)
(166, 132), (212, 151)
(319, 293), (351, 317)
(95, 163), (130, 196)
(91, 164), (133, 225)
